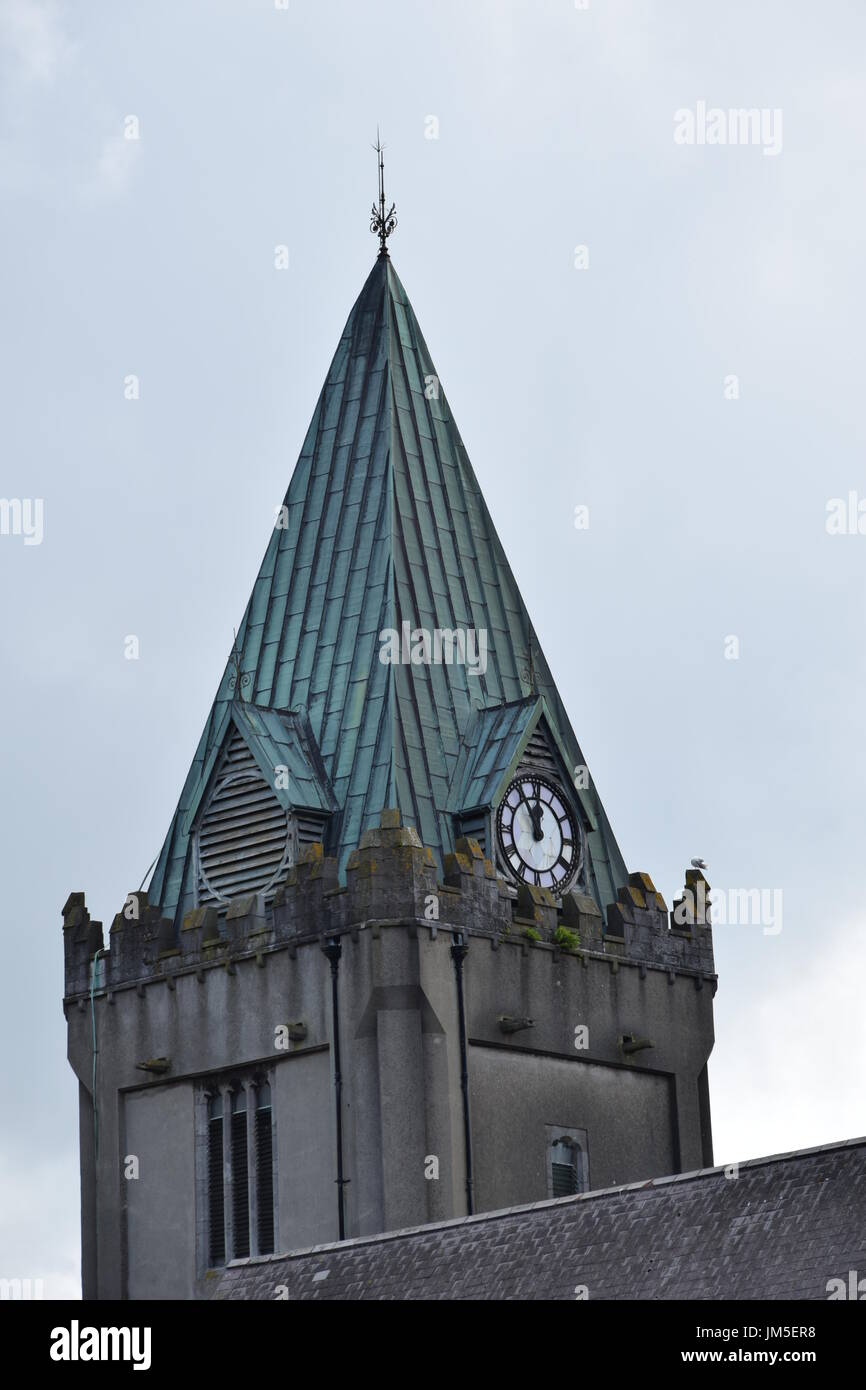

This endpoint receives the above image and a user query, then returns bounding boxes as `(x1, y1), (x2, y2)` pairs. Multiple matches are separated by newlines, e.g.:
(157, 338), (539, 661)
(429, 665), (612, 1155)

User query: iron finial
(520, 636), (538, 695)
(228, 627), (251, 702)
(370, 130), (397, 258)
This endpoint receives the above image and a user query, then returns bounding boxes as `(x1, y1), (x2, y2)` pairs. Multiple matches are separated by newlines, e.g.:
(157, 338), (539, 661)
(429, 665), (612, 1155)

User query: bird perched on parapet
(691, 858), (707, 871)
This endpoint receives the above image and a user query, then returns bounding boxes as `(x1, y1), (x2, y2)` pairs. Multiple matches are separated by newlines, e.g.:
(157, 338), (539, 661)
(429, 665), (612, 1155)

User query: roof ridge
(380, 258), (398, 815)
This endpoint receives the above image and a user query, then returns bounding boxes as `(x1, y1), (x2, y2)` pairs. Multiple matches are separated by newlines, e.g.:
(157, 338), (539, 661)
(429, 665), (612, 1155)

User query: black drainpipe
(322, 936), (346, 1240)
(450, 931), (474, 1215)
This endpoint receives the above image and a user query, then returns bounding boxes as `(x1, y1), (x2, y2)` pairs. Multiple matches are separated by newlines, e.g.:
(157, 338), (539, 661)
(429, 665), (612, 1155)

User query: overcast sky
(2, 0), (864, 1298)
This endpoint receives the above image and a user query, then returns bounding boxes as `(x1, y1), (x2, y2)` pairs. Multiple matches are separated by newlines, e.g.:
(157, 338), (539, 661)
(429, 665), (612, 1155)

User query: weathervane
(370, 130), (397, 257)
(228, 628), (251, 701)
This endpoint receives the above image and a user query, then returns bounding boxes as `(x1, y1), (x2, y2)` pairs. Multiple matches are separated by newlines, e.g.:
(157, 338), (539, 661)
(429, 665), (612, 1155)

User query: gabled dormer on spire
(183, 702), (336, 910)
(148, 252), (629, 927)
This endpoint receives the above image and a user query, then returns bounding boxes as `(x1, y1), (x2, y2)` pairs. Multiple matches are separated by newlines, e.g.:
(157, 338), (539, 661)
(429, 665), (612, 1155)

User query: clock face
(497, 775), (579, 892)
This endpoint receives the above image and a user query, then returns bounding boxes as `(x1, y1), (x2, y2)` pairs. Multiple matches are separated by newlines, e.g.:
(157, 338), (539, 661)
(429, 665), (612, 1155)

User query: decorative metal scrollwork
(371, 131), (397, 257)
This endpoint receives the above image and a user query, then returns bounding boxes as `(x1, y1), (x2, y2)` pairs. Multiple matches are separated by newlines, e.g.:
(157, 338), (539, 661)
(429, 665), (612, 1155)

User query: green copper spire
(148, 254), (628, 924)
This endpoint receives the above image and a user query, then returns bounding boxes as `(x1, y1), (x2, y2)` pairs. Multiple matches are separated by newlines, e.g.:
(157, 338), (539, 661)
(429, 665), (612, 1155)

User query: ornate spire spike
(370, 130), (397, 258)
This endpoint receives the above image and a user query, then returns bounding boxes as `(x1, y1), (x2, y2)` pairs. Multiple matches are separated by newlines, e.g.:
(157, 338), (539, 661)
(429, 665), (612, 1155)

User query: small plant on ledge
(553, 925), (580, 953)
(522, 926), (541, 943)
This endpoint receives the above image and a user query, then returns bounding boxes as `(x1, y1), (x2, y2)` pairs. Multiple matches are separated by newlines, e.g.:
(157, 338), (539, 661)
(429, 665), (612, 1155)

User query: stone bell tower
(62, 181), (716, 1300)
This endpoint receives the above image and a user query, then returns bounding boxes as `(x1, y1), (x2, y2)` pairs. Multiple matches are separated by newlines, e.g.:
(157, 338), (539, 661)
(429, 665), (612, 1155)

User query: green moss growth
(522, 926), (541, 942)
(553, 925), (580, 952)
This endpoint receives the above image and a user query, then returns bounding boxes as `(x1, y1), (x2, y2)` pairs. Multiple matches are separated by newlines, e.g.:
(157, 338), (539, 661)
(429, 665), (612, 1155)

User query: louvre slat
(297, 813), (327, 845)
(208, 786), (280, 813)
(200, 819), (286, 852)
(211, 771), (273, 794)
(205, 802), (280, 827)
(204, 861), (280, 883)
(210, 783), (279, 805)
(201, 852), (287, 884)
(221, 738), (255, 767)
(203, 804), (283, 832)
(201, 829), (287, 862)
(201, 873), (271, 900)
(523, 727), (557, 775)
(200, 823), (285, 854)
(201, 846), (286, 876)
(224, 743), (254, 764)
(201, 846), (288, 880)
(202, 861), (279, 887)
(456, 810), (487, 856)
(201, 796), (285, 826)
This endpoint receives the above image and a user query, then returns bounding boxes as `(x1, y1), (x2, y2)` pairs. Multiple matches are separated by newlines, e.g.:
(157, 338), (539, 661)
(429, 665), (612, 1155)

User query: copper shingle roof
(149, 256), (628, 925)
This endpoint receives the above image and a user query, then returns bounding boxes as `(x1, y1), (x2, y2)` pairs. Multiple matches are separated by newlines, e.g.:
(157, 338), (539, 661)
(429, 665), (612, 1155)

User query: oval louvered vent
(197, 731), (291, 906)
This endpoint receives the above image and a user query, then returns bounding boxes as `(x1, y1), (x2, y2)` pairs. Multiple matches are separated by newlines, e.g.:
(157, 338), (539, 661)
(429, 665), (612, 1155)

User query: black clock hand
(528, 799), (544, 842)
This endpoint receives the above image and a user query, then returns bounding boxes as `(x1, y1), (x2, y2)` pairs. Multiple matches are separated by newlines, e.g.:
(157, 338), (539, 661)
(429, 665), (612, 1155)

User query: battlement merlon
(61, 892), (104, 997)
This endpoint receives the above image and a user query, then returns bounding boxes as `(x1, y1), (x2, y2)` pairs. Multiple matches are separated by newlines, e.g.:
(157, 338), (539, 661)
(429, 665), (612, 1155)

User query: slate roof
(209, 1139), (866, 1301)
(150, 255), (628, 926)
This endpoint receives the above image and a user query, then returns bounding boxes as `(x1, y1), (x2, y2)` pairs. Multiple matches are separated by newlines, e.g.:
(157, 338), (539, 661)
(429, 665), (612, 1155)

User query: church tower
(62, 166), (716, 1300)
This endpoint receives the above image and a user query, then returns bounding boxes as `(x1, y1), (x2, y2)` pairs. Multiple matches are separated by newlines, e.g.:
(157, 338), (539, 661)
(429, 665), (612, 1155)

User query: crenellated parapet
(107, 891), (176, 984)
(595, 870), (716, 975)
(272, 843), (341, 938)
(62, 813), (715, 998)
(441, 835), (515, 934)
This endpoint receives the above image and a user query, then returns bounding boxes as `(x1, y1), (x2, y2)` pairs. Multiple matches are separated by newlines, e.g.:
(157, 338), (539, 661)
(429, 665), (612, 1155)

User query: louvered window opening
(521, 726), (558, 777)
(256, 1084), (275, 1255)
(295, 810), (328, 850)
(551, 1138), (581, 1198)
(207, 1095), (225, 1267)
(456, 810), (488, 857)
(231, 1090), (250, 1259)
(205, 1077), (276, 1268)
(197, 731), (291, 908)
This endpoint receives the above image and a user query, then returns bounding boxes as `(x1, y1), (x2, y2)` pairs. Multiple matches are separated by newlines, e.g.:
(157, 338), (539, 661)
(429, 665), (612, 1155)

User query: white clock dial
(496, 775), (580, 892)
